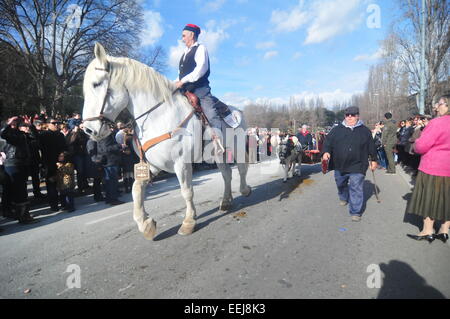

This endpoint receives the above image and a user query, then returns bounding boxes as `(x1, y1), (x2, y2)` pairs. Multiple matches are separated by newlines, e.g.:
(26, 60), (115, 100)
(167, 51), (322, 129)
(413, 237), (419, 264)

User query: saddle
(183, 91), (241, 129)
(184, 91), (209, 126)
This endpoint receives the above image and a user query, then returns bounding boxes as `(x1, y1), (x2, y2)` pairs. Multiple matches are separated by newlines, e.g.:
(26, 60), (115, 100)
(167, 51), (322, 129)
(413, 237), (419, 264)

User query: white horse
(270, 135), (302, 183)
(82, 43), (251, 240)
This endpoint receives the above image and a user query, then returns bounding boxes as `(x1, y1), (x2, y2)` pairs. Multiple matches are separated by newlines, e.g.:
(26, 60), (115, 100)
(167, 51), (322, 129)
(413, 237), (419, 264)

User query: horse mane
(108, 56), (177, 104)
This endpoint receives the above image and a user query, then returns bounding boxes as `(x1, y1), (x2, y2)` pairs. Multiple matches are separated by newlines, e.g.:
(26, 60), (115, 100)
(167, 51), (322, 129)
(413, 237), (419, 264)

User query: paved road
(1, 160), (449, 299)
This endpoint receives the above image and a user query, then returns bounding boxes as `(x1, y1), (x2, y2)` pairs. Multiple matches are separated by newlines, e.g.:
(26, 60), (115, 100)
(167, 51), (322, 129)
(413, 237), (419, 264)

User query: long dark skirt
(406, 171), (450, 222)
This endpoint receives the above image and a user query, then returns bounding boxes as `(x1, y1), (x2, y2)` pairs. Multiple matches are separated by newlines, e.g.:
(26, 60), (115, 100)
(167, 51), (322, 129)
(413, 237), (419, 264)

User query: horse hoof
(241, 186), (252, 197)
(143, 219), (157, 240)
(178, 222), (196, 236)
(219, 201), (232, 211)
(283, 179), (287, 183)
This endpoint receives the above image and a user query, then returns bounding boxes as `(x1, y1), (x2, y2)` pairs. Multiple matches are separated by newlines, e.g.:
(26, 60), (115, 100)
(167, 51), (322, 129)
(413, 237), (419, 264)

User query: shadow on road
(377, 260), (446, 299)
(0, 174), (213, 236)
(154, 164), (325, 241)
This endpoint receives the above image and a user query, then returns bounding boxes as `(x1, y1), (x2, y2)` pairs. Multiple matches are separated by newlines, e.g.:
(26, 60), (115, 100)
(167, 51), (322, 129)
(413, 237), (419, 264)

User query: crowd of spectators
(371, 113), (433, 177)
(0, 112), (139, 225)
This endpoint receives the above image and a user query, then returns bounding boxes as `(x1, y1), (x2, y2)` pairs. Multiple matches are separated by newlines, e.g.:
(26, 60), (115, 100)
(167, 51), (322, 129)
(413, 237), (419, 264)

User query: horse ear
(94, 43), (107, 64)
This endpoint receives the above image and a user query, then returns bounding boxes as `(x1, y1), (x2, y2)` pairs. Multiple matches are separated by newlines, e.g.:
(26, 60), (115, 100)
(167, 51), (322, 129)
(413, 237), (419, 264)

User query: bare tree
(139, 45), (168, 74)
(394, 0), (450, 113)
(0, 0), (145, 115)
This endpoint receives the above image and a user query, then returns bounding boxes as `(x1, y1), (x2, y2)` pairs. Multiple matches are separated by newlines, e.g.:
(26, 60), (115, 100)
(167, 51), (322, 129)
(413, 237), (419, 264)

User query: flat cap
(344, 106), (360, 115)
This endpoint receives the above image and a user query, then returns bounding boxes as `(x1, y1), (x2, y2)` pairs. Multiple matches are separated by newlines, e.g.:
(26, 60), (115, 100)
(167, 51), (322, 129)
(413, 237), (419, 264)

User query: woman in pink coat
(407, 94), (450, 243)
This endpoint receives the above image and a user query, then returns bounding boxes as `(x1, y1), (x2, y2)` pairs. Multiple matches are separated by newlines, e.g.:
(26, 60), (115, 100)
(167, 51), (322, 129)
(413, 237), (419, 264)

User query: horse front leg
(282, 161), (290, 183)
(132, 179), (157, 240)
(296, 157), (302, 176)
(217, 163), (233, 211)
(174, 161), (196, 236)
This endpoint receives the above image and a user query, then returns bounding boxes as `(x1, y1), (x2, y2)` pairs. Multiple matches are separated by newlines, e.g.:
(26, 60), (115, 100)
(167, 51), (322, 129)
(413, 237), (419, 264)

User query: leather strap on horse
(140, 110), (195, 153)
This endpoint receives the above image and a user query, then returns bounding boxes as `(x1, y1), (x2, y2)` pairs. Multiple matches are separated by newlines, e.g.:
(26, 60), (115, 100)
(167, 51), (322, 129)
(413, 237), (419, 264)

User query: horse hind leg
(132, 179), (157, 240)
(237, 162), (251, 197)
(174, 161), (196, 236)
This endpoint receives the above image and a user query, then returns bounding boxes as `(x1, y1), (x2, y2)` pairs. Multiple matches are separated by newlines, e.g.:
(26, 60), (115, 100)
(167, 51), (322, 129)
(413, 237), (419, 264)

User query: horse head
(278, 137), (293, 164)
(82, 43), (130, 141)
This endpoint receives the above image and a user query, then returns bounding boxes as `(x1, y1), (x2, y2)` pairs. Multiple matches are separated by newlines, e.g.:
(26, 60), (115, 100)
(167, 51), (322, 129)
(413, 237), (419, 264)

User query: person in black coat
(86, 138), (105, 202)
(296, 125), (314, 150)
(39, 118), (68, 211)
(120, 129), (139, 193)
(396, 118), (414, 167)
(97, 129), (126, 205)
(322, 106), (378, 222)
(28, 121), (45, 199)
(66, 125), (90, 193)
(0, 117), (38, 223)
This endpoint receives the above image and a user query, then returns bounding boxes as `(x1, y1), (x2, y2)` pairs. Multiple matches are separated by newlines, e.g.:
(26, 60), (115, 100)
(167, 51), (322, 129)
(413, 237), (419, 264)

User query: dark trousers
(377, 148), (387, 169)
(46, 179), (59, 209)
(93, 177), (103, 200)
(59, 189), (75, 210)
(4, 165), (28, 204)
(104, 166), (119, 202)
(29, 164), (42, 195)
(384, 144), (396, 173)
(334, 170), (365, 216)
(194, 86), (231, 127)
(73, 154), (89, 190)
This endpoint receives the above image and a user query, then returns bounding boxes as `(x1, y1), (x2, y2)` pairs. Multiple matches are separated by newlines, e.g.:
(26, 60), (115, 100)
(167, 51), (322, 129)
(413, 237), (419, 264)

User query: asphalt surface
(0, 159), (449, 299)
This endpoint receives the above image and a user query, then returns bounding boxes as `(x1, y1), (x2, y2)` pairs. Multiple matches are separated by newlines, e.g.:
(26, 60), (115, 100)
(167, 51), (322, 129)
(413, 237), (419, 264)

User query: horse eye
(93, 82), (102, 88)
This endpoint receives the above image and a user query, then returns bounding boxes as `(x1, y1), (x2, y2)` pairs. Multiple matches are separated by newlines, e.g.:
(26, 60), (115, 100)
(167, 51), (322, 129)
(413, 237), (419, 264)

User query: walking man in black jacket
(322, 106), (378, 222)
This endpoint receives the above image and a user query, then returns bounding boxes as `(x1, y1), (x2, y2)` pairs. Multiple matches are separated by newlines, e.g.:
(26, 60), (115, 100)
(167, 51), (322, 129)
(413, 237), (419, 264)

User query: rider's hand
(322, 152), (331, 161)
(175, 81), (184, 89)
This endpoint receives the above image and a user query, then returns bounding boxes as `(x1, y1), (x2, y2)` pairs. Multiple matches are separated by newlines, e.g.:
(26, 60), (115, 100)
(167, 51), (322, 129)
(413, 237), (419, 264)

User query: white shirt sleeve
(180, 44), (210, 84)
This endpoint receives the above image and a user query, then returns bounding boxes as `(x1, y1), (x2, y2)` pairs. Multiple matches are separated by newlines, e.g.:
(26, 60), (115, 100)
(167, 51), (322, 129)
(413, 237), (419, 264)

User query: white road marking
(85, 210), (132, 226)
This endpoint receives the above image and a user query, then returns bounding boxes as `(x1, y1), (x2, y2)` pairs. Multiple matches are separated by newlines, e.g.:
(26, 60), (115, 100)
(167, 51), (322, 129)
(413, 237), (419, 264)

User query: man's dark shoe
(17, 204), (39, 224)
(2, 208), (17, 219)
(50, 206), (60, 212)
(34, 193), (47, 199)
(18, 214), (39, 224)
(94, 196), (106, 202)
(109, 200), (125, 206)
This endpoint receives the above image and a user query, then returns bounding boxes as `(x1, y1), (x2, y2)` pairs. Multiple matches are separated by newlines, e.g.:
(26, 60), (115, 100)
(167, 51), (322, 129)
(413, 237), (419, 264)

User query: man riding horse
(174, 24), (239, 130)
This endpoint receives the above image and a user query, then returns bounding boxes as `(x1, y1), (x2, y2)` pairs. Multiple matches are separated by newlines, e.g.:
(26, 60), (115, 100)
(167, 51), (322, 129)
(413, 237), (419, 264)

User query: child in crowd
(56, 151), (75, 212)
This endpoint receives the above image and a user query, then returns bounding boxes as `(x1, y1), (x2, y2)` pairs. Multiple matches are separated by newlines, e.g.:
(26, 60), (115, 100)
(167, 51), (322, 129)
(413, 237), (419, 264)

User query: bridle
(83, 64), (117, 129)
(83, 63), (168, 129)
(82, 61), (195, 162)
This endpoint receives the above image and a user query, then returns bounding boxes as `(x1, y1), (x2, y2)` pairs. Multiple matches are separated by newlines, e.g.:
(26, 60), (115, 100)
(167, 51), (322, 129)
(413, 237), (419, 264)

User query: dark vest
(179, 45), (210, 91)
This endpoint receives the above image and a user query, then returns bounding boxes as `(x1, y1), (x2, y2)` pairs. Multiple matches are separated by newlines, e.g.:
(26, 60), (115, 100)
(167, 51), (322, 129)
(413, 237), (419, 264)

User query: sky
(138, 0), (399, 109)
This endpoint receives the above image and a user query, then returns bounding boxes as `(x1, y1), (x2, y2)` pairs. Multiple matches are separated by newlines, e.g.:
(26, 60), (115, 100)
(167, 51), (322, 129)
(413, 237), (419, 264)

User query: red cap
(183, 24), (201, 36)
